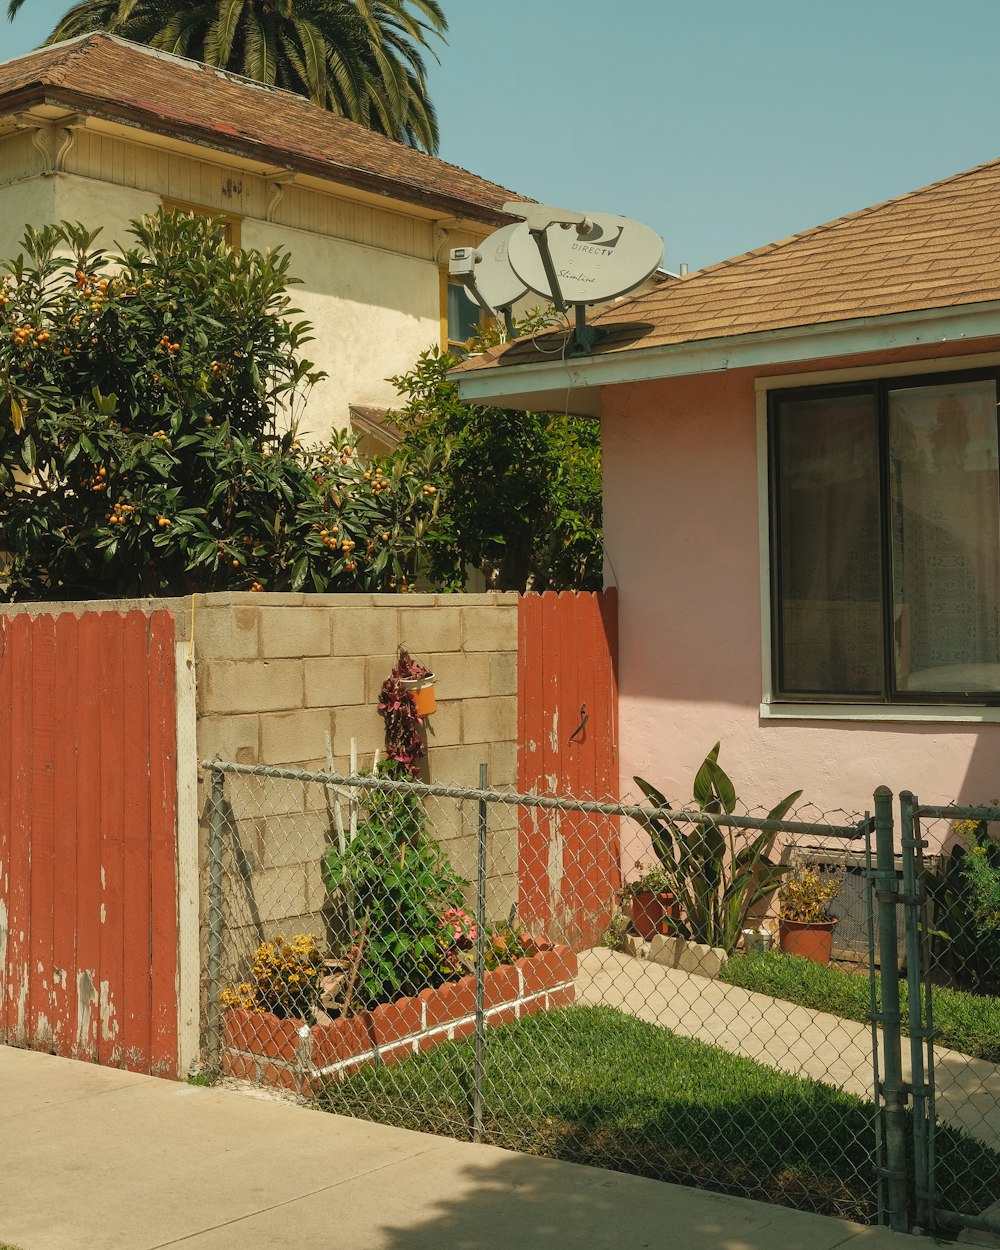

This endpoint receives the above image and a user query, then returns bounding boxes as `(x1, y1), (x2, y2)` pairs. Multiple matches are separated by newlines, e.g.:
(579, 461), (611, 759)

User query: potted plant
(631, 744), (801, 955)
(394, 648), (436, 716)
(777, 865), (844, 964)
(623, 863), (680, 940)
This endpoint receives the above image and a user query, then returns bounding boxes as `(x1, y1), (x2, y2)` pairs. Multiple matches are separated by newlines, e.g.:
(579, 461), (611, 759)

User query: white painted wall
(244, 218), (441, 442)
(0, 159), (454, 443)
(0, 177), (56, 265)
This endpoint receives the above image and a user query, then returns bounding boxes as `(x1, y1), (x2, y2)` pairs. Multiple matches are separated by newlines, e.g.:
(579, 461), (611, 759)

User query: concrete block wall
(0, 592), (522, 1048)
(190, 591), (521, 987)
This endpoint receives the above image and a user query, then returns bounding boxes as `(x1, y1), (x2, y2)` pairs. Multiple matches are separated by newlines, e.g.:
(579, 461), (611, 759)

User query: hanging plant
(377, 648), (430, 775)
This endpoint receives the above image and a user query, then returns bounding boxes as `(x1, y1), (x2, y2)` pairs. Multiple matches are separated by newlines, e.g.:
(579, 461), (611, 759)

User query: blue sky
(4, 0), (1000, 270)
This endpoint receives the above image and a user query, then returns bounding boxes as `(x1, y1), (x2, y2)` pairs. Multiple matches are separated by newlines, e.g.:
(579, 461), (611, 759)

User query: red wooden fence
(0, 609), (178, 1075)
(517, 590), (620, 950)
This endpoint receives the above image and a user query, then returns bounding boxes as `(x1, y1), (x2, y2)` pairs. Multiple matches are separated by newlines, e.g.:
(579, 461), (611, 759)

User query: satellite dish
(458, 223), (529, 313)
(506, 210), (664, 305)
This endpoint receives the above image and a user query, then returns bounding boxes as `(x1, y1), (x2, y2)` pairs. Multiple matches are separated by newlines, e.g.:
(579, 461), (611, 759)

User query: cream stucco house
(454, 156), (1000, 821)
(0, 33), (522, 444)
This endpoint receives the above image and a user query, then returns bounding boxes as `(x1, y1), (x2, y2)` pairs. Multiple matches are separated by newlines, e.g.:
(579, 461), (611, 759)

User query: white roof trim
(451, 299), (1000, 408)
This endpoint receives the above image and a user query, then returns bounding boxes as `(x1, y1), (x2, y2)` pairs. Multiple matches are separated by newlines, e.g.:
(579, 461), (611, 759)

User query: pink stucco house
(453, 158), (1000, 819)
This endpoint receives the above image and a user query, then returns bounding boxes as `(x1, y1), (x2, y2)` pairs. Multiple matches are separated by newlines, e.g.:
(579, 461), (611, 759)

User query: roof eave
(452, 300), (1000, 412)
(0, 84), (516, 226)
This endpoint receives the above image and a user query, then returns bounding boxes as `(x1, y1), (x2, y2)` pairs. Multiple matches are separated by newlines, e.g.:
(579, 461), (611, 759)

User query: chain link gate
(887, 792), (1000, 1241)
(199, 760), (1000, 1234)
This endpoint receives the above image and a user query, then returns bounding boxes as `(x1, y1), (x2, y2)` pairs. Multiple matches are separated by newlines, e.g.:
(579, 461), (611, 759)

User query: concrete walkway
(0, 1044), (910, 1250)
(578, 948), (1000, 1150)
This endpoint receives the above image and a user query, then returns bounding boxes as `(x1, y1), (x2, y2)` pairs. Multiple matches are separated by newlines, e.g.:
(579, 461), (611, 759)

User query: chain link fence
(200, 759), (1000, 1232)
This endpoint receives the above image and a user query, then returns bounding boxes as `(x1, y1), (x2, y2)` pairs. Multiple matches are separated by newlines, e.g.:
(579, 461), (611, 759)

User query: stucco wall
(0, 123), (486, 441)
(243, 220), (441, 441)
(0, 172), (55, 263)
(602, 339), (1000, 824)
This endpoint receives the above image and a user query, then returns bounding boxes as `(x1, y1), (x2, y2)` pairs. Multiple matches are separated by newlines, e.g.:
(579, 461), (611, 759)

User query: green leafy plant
(621, 862), (674, 898)
(387, 340), (603, 592)
(631, 744), (801, 955)
(927, 815), (1000, 995)
(778, 865), (843, 923)
(0, 211), (444, 600)
(323, 765), (468, 1009)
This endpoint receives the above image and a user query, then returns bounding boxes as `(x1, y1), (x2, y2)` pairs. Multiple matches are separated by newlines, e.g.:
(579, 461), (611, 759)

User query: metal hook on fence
(568, 703), (588, 744)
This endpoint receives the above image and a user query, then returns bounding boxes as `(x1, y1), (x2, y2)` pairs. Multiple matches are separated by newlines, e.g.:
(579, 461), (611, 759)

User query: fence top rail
(201, 758), (866, 839)
(914, 803), (1000, 822)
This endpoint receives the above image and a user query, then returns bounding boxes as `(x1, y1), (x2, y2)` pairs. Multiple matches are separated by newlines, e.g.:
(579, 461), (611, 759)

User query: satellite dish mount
(450, 201), (664, 357)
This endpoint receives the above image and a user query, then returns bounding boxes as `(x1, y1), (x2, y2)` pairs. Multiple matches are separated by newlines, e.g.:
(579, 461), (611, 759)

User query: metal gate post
(205, 766), (226, 1071)
(899, 791), (931, 1230)
(472, 762), (488, 1143)
(863, 811), (886, 1226)
(874, 785), (909, 1233)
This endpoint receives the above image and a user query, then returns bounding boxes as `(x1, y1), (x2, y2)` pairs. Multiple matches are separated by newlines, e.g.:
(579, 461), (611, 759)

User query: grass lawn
(719, 950), (1000, 1063)
(317, 1004), (1000, 1223)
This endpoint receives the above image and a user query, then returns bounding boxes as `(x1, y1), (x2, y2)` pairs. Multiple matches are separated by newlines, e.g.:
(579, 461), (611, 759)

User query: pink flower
(439, 907), (477, 948)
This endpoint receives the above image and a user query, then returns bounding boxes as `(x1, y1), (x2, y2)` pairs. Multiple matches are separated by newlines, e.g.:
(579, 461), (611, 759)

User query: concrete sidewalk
(0, 1045), (907, 1250)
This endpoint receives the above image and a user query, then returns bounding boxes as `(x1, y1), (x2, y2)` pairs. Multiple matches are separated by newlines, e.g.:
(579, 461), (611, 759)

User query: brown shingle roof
(0, 34), (522, 223)
(458, 155), (1000, 372)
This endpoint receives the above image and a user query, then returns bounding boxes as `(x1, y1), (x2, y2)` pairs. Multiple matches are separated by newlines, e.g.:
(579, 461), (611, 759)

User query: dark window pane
(775, 392), (883, 696)
(889, 379), (1000, 694)
(448, 282), (480, 346)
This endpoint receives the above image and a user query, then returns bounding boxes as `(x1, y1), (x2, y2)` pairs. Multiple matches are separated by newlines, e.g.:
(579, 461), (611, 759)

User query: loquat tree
(0, 210), (443, 600)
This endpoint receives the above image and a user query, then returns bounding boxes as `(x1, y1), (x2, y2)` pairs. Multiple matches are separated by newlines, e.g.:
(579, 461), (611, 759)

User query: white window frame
(756, 348), (1000, 723)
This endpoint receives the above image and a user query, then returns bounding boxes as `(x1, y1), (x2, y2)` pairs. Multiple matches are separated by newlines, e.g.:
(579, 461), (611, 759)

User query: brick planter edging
(222, 947), (578, 1097)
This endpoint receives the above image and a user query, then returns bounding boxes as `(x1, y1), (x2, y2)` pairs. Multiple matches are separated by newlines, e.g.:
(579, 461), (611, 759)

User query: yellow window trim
(439, 264), (485, 353)
(161, 197), (242, 249)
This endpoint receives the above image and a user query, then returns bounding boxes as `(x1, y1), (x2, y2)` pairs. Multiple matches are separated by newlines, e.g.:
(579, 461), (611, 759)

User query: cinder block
(201, 660), (303, 714)
(648, 935), (728, 979)
(422, 794), (468, 842)
(304, 657), (365, 708)
(247, 864), (309, 922)
(197, 713), (259, 765)
(257, 811), (329, 870)
(424, 701), (461, 747)
(489, 651), (517, 696)
(261, 708), (334, 765)
(487, 823), (519, 880)
(331, 703), (382, 759)
(364, 654), (399, 703)
(303, 858), (329, 912)
(424, 651), (491, 699)
(425, 745), (490, 788)
(223, 770), (305, 818)
(488, 739), (518, 788)
(461, 605), (518, 652)
(260, 607), (333, 659)
(398, 608), (462, 653)
(462, 697), (517, 745)
(331, 608), (399, 657)
(486, 874), (518, 924)
(195, 605), (259, 661)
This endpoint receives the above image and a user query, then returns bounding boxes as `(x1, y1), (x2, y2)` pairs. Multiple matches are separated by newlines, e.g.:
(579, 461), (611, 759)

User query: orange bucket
(401, 675), (436, 716)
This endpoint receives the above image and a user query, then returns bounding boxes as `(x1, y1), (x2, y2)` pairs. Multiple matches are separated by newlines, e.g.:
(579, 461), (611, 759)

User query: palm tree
(6, 0), (447, 153)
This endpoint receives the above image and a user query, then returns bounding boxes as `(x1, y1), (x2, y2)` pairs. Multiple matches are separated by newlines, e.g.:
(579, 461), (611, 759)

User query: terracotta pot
(778, 917), (837, 964)
(399, 674), (436, 715)
(630, 891), (679, 940)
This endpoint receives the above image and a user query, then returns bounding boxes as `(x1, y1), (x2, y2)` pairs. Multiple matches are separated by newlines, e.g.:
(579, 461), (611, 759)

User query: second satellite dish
(506, 210), (663, 304)
(459, 223), (528, 312)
